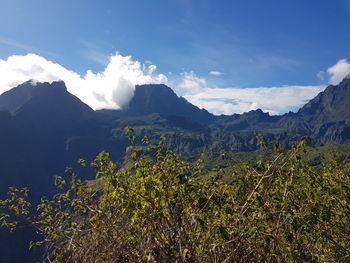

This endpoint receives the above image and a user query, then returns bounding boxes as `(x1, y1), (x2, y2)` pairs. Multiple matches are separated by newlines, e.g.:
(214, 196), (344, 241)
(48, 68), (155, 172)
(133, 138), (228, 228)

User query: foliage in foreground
(1, 137), (350, 262)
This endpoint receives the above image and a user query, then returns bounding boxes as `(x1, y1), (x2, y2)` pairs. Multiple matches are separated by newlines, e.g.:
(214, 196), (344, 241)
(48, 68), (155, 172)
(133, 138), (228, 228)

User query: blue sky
(0, 0), (350, 114)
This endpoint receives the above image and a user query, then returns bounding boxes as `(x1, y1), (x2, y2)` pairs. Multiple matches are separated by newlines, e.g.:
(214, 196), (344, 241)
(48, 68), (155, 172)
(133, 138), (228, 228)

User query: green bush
(1, 138), (350, 262)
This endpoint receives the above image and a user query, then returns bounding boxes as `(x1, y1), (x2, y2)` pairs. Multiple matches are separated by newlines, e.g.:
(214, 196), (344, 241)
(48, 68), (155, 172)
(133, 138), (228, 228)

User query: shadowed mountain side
(276, 77), (350, 144)
(213, 109), (282, 131)
(0, 81), (112, 196)
(298, 77), (350, 122)
(99, 84), (215, 125)
(0, 81), (37, 113)
(14, 80), (94, 124)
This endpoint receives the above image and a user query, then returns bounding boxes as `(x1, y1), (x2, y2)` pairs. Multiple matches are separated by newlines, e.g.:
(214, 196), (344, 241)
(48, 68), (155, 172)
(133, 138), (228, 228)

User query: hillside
(1, 135), (350, 263)
(0, 78), (350, 262)
(0, 78), (349, 195)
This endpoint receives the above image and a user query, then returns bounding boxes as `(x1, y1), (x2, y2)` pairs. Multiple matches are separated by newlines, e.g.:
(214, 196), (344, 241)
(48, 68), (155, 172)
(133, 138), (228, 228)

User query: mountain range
(0, 77), (350, 262)
(1, 78), (350, 196)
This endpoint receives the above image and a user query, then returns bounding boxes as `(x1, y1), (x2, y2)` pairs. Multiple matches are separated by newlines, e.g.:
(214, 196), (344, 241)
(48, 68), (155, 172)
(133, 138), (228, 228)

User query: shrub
(1, 139), (350, 262)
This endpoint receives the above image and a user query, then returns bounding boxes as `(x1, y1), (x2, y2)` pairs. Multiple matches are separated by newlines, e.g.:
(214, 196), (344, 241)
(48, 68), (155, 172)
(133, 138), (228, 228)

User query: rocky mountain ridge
(0, 78), (349, 195)
(0, 78), (350, 263)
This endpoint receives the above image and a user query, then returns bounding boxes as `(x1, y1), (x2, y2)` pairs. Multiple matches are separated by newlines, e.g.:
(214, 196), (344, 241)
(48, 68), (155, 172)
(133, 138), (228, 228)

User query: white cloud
(178, 71), (325, 115)
(317, 70), (326, 81)
(148, 64), (157, 74)
(0, 53), (168, 110)
(326, 59), (350, 85)
(178, 71), (209, 93)
(209, 71), (224, 76)
(0, 53), (334, 116)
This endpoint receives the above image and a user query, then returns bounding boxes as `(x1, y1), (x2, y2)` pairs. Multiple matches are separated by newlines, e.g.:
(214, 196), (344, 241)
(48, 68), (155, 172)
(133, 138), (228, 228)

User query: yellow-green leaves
(0, 138), (350, 262)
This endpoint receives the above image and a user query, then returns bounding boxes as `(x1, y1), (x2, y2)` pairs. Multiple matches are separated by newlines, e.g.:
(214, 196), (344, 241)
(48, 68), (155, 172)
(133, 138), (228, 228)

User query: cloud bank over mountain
(0, 54), (348, 115)
(0, 53), (167, 110)
(177, 59), (350, 115)
(177, 71), (325, 115)
(327, 59), (350, 85)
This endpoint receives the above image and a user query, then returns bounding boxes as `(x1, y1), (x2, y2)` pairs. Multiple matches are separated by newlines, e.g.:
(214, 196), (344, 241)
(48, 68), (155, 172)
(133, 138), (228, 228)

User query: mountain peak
(130, 84), (178, 108)
(32, 80), (68, 95)
(0, 80), (69, 114)
(113, 84), (214, 124)
(298, 76), (350, 123)
(0, 80), (93, 125)
(0, 81), (36, 113)
(245, 108), (266, 115)
(135, 83), (171, 90)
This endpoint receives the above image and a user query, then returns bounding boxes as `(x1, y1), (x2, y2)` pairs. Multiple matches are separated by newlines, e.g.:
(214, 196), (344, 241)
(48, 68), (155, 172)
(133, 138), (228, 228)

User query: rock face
(298, 77), (350, 123)
(99, 84), (215, 124)
(15, 81), (94, 128)
(288, 78), (350, 144)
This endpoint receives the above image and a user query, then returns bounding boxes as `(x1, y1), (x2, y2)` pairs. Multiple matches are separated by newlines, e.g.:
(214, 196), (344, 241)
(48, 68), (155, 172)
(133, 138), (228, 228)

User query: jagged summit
(1, 76), (350, 135)
(0, 80), (69, 114)
(15, 81), (93, 122)
(0, 81), (93, 125)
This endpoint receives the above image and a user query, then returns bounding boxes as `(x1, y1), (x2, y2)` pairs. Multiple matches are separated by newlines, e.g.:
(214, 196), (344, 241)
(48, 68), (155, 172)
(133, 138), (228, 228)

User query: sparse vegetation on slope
(1, 136), (350, 263)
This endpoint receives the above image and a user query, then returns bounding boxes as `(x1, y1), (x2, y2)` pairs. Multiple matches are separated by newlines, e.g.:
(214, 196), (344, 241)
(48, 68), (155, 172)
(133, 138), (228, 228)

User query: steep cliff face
(14, 81), (94, 124)
(291, 77), (350, 143)
(0, 81), (97, 196)
(298, 77), (350, 123)
(100, 84), (215, 125)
